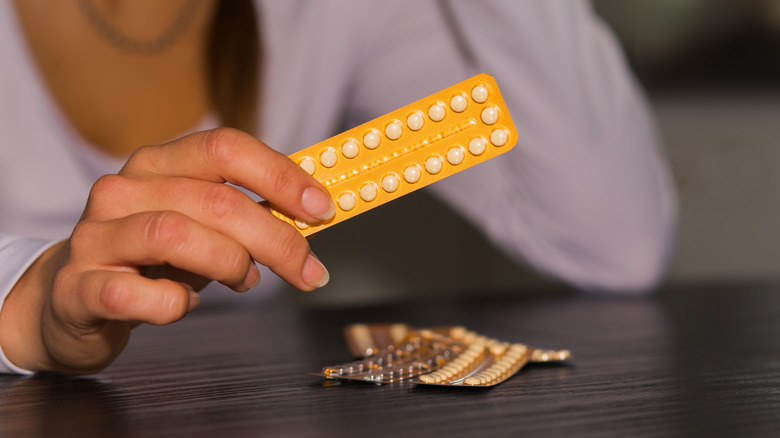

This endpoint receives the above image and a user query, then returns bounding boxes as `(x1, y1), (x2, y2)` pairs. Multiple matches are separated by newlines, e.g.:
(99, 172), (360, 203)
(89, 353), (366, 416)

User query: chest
(12, 0), (213, 156)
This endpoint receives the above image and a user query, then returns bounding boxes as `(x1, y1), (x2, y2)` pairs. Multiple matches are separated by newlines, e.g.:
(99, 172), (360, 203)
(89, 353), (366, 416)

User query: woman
(0, 0), (676, 374)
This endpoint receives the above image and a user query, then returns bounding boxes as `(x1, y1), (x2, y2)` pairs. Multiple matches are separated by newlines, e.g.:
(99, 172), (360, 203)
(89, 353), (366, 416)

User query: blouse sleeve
(347, 0), (677, 293)
(0, 234), (56, 374)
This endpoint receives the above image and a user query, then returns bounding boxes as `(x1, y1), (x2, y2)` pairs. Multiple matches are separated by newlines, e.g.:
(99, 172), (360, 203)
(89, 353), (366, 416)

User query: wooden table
(2, 284), (780, 437)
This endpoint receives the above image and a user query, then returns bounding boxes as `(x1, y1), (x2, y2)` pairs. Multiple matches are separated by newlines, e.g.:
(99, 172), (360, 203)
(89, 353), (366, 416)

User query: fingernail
(242, 263), (261, 291)
(302, 253), (330, 289)
(301, 186), (336, 221)
(188, 290), (200, 312)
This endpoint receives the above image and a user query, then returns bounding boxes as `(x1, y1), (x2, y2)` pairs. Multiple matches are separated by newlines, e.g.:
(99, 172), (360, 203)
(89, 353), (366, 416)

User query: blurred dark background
(594, 0), (780, 287)
(595, 0), (780, 93)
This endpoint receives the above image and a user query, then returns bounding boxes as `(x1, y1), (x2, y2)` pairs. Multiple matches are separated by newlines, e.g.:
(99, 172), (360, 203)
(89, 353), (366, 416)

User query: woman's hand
(0, 128), (334, 374)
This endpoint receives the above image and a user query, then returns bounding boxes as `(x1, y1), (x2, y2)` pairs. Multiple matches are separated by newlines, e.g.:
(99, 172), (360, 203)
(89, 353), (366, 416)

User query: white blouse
(0, 0), (676, 373)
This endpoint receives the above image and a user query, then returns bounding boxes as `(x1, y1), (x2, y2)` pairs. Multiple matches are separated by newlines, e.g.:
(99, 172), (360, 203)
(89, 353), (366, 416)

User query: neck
(76, 0), (206, 55)
(12, 0), (220, 155)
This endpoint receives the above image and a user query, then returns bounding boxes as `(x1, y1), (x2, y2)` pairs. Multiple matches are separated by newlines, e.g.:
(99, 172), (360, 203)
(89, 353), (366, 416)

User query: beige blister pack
(271, 74), (517, 236)
(316, 324), (570, 387)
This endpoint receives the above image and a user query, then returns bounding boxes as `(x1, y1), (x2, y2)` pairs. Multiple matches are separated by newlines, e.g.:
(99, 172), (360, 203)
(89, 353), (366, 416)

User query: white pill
(452, 359), (469, 368)
(298, 157), (316, 175)
(419, 375), (436, 384)
(471, 85), (488, 103)
(468, 137), (486, 156)
(514, 344), (528, 353)
(385, 122), (402, 140)
(359, 183), (377, 202)
(449, 94), (468, 112)
(450, 326), (467, 339)
(363, 130), (381, 149)
(294, 219), (309, 229)
(381, 174), (399, 193)
(440, 366), (457, 376)
(341, 140), (359, 158)
(490, 128), (509, 146)
(440, 369), (456, 379)
(489, 342), (508, 356)
(403, 165), (421, 183)
(320, 149), (338, 168)
(481, 106), (499, 125)
(406, 112), (424, 131)
(447, 147), (464, 165)
(425, 156), (442, 174)
(428, 104), (445, 122)
(338, 192), (356, 211)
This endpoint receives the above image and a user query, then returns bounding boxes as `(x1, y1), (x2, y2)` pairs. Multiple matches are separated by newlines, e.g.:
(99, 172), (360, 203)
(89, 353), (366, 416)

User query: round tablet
(320, 149), (338, 168)
(468, 137), (486, 156)
(338, 192), (356, 211)
(419, 375), (436, 384)
(481, 106), (499, 125)
(363, 130), (381, 149)
(425, 156), (442, 174)
(298, 157), (316, 175)
(447, 147), (464, 165)
(463, 377), (480, 386)
(406, 111), (424, 131)
(440, 368), (456, 378)
(428, 104), (445, 122)
(341, 140), (359, 158)
(294, 219), (309, 230)
(511, 344), (526, 353)
(489, 343), (507, 356)
(490, 128), (509, 146)
(452, 358), (468, 368)
(359, 183), (377, 202)
(381, 174), (399, 193)
(385, 122), (402, 140)
(471, 85), (488, 103)
(403, 165), (421, 183)
(450, 94), (467, 112)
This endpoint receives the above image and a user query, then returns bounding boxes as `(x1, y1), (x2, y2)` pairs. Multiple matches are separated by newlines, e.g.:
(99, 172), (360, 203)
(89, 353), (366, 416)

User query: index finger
(120, 128), (336, 224)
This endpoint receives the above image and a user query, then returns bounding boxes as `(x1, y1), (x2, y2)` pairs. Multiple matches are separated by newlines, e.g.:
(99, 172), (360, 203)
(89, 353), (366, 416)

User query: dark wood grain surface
(2, 284), (780, 438)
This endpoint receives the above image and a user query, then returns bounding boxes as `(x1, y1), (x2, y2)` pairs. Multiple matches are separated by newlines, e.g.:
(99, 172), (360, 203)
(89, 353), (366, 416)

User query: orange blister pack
(270, 74), (518, 237)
